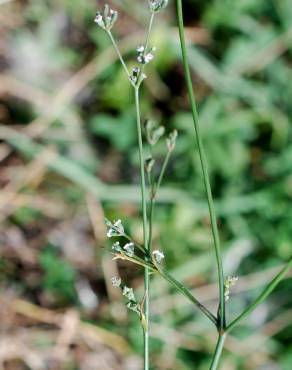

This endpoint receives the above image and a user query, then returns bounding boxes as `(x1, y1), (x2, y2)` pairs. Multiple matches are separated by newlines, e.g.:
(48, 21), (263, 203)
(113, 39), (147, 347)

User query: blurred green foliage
(39, 247), (77, 304)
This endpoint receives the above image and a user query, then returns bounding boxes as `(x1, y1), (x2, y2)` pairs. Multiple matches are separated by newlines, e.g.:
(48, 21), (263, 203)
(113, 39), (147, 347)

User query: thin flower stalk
(134, 86), (150, 369)
(175, 0), (225, 329)
(134, 11), (158, 368)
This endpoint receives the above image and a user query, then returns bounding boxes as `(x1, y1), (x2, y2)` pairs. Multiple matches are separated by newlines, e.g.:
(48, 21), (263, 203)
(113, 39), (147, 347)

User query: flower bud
(166, 130), (178, 151)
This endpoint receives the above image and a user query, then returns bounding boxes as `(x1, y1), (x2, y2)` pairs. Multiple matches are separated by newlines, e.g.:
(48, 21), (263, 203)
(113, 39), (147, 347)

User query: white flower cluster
(136, 45), (156, 65)
(149, 0), (168, 13)
(224, 276), (238, 302)
(95, 4), (118, 32)
(122, 285), (136, 302)
(112, 241), (135, 258)
(111, 276), (140, 313)
(106, 219), (125, 238)
(111, 276), (121, 287)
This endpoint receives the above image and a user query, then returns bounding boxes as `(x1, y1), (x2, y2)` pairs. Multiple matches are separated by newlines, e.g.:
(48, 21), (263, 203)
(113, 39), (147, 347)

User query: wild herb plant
(95, 1), (292, 369)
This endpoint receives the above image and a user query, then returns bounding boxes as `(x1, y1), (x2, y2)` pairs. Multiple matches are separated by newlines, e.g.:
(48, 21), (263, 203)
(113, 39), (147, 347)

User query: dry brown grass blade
(0, 146), (57, 223)
(9, 298), (130, 355)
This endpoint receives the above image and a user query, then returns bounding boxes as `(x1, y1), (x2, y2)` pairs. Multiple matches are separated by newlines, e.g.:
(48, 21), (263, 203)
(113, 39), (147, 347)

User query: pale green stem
(209, 333), (226, 370)
(144, 12), (155, 53)
(148, 149), (171, 249)
(134, 87), (149, 370)
(175, 0), (225, 329)
(158, 266), (218, 326)
(137, 12), (155, 87)
(155, 150), (172, 196)
(136, 14), (156, 369)
(107, 30), (131, 80)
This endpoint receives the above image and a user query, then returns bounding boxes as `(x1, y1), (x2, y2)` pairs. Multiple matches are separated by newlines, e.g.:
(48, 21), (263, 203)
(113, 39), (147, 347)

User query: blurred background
(1, 0), (292, 369)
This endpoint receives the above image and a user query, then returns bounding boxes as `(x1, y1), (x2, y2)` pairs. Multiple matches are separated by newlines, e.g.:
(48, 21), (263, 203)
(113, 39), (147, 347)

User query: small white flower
(114, 219), (124, 233)
(111, 276), (121, 287)
(152, 250), (165, 263)
(122, 286), (135, 301)
(94, 13), (104, 28)
(123, 242), (135, 257)
(94, 4), (118, 32)
(137, 50), (155, 65)
(145, 52), (154, 63)
(112, 242), (122, 252)
(136, 45), (145, 53)
(105, 219), (125, 238)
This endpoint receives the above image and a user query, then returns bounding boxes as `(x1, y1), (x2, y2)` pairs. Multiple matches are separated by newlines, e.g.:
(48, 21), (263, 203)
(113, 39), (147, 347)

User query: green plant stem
(144, 12), (155, 53)
(156, 150), (172, 195)
(155, 265), (217, 326)
(134, 87), (149, 370)
(135, 14), (155, 369)
(107, 30), (131, 80)
(175, 0), (225, 329)
(137, 12), (155, 87)
(209, 333), (226, 370)
(226, 257), (292, 333)
(148, 150), (171, 249)
(148, 197), (154, 250)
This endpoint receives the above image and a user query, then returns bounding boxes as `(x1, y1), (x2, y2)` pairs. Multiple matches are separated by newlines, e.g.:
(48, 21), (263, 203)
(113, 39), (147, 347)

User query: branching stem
(107, 31), (131, 80)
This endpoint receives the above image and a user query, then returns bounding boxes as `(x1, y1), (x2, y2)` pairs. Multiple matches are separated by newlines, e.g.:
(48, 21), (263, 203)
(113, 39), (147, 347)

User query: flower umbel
(137, 46), (156, 65)
(105, 219), (125, 238)
(95, 4), (118, 32)
(149, 0), (168, 13)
